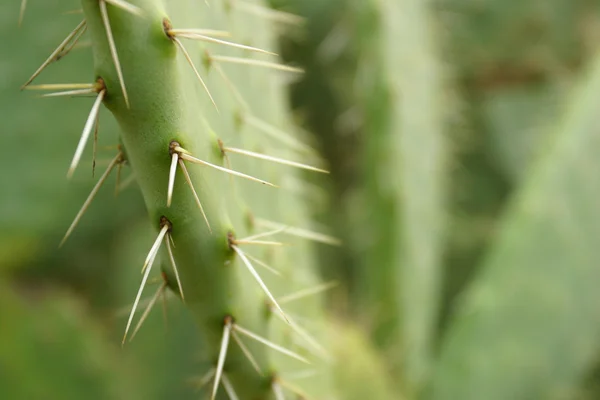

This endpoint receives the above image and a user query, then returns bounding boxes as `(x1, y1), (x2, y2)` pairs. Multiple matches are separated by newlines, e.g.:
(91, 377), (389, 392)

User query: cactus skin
(381, 0), (447, 394)
(78, 0), (336, 398)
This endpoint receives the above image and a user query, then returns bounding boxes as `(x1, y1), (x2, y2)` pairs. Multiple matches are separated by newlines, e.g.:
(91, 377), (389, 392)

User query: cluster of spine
(23, 0), (342, 398)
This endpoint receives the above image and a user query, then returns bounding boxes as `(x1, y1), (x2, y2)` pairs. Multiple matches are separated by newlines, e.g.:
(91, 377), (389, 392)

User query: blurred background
(3, 0), (600, 399)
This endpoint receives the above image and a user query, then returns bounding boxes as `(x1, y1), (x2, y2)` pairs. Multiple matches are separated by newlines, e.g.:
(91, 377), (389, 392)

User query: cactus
(15, 0), (401, 399)
(432, 49), (600, 400)
(274, 0), (448, 395)
(18, 0), (356, 398)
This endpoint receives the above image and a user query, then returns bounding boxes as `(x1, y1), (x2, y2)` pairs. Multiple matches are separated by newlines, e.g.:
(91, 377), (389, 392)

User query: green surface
(5, 0), (600, 399)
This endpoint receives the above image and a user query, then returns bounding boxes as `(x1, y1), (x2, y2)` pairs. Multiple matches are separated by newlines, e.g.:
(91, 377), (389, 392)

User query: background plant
(3, 0), (600, 399)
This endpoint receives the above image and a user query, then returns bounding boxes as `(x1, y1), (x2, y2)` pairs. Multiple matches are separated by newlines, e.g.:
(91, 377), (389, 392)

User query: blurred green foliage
(274, 0), (600, 398)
